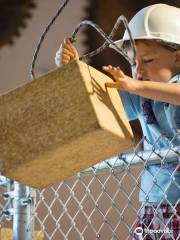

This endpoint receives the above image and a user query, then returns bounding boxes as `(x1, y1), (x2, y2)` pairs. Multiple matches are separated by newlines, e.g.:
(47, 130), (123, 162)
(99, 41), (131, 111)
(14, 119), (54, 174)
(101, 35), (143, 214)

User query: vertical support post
(12, 182), (36, 240)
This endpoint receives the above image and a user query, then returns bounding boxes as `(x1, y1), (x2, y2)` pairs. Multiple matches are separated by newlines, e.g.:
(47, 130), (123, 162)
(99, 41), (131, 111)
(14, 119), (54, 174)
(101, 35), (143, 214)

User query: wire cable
(30, 0), (136, 80)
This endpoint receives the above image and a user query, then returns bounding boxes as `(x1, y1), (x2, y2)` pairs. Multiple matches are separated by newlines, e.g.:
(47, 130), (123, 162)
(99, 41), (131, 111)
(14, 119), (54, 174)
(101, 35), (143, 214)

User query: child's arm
(55, 38), (79, 66)
(103, 65), (180, 105)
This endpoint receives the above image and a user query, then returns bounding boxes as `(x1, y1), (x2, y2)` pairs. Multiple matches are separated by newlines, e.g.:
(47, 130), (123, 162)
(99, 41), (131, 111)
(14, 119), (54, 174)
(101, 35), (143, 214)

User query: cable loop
(30, 0), (136, 80)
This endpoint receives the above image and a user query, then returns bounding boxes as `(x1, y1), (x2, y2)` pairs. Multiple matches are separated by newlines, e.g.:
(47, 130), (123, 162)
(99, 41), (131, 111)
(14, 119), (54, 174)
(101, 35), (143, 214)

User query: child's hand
(102, 65), (139, 93)
(55, 38), (79, 66)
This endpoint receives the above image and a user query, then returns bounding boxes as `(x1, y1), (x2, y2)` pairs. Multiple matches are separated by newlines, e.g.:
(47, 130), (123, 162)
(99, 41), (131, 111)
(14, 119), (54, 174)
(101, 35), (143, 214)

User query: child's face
(128, 40), (178, 82)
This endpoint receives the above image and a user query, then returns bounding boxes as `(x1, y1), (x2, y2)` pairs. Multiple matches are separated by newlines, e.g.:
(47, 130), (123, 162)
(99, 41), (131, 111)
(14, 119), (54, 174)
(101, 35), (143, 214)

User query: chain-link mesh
(0, 133), (179, 240)
(29, 133), (180, 240)
(0, 177), (13, 238)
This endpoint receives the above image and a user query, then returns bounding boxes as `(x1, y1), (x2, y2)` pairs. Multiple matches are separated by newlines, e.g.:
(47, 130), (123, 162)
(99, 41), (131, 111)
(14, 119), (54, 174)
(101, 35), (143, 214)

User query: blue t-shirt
(120, 74), (180, 203)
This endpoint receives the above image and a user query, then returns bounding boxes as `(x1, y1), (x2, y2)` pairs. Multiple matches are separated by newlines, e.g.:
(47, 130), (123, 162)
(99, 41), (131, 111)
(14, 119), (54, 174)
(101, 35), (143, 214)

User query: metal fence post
(12, 182), (36, 240)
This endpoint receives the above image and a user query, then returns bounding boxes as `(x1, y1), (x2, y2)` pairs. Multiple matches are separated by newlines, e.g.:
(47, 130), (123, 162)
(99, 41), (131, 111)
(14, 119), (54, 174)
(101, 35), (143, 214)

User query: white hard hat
(113, 4), (180, 50)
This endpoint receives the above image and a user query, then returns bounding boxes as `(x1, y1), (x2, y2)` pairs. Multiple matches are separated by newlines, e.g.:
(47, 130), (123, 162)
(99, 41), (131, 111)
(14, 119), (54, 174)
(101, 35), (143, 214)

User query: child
(55, 4), (180, 239)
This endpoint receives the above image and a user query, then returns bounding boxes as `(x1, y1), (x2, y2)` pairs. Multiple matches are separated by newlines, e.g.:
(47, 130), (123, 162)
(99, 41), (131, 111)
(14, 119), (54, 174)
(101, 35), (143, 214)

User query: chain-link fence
(0, 134), (180, 240)
(0, 177), (13, 239)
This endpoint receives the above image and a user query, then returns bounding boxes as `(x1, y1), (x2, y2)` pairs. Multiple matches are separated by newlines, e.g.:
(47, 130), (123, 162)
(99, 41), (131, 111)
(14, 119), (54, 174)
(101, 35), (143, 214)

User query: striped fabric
(133, 203), (180, 240)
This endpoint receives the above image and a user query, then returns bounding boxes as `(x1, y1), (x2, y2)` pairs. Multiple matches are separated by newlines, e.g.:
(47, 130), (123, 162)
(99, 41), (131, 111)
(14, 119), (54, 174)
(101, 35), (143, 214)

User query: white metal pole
(12, 182), (35, 240)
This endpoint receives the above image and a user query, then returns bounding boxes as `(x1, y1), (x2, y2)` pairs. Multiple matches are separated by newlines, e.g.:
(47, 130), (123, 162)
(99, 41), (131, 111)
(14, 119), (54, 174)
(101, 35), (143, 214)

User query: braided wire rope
(30, 0), (70, 80)
(72, 16), (136, 64)
(30, 0), (136, 80)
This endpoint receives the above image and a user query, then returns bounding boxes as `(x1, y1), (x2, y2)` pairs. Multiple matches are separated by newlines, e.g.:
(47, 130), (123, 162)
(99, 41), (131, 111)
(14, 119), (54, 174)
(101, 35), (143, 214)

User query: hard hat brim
(109, 36), (180, 51)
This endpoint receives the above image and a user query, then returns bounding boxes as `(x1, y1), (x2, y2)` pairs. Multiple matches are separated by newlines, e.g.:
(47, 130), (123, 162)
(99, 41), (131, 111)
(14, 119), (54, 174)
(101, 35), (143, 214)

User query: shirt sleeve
(167, 74), (180, 130)
(119, 91), (139, 121)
